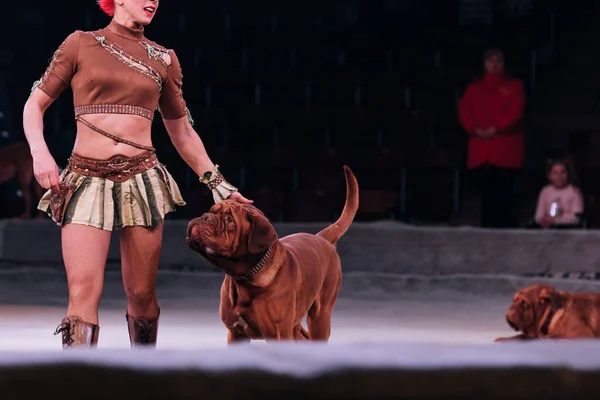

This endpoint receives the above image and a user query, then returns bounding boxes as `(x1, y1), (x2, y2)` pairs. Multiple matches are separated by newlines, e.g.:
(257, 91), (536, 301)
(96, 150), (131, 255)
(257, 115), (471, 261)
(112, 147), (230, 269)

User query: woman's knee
(68, 278), (103, 305)
(125, 284), (156, 306)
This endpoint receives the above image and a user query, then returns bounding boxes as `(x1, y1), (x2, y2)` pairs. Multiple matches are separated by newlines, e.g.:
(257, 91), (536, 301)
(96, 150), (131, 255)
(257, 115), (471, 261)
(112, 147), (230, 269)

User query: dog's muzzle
(186, 219), (205, 250)
(506, 316), (520, 332)
(186, 214), (212, 238)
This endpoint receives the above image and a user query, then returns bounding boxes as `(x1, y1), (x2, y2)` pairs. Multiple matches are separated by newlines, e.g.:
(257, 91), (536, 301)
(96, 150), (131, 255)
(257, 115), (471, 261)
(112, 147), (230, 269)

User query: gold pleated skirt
(38, 163), (186, 232)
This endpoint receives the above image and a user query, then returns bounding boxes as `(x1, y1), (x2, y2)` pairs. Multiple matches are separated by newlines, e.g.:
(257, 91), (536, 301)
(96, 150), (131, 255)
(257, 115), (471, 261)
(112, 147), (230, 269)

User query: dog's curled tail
(317, 166), (359, 245)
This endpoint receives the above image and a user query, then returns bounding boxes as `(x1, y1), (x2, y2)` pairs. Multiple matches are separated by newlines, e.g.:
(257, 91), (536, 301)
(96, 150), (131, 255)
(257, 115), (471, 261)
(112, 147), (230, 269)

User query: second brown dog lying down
(186, 166), (359, 343)
(495, 284), (600, 342)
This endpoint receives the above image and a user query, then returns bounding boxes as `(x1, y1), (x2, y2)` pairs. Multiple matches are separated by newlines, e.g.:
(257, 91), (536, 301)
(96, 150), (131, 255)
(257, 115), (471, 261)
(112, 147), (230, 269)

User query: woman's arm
(162, 116), (215, 177)
(23, 90), (60, 190)
(158, 49), (250, 203)
(494, 79), (525, 133)
(23, 31), (80, 190)
(458, 84), (480, 135)
(162, 116), (251, 204)
(157, 49), (212, 174)
(23, 90), (53, 156)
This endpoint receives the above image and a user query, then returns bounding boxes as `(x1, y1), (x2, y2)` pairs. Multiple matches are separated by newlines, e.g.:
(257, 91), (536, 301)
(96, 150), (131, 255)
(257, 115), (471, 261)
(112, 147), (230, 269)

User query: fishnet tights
(120, 224), (163, 320)
(62, 224), (111, 325)
(61, 224), (163, 325)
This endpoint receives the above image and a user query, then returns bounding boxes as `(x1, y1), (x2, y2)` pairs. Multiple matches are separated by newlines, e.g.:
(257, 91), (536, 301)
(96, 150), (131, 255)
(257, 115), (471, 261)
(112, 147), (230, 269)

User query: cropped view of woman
(23, 0), (251, 348)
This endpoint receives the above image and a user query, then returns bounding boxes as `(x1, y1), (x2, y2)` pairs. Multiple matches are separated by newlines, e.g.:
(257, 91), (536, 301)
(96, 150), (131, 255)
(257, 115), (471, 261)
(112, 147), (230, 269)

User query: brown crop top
(32, 20), (192, 124)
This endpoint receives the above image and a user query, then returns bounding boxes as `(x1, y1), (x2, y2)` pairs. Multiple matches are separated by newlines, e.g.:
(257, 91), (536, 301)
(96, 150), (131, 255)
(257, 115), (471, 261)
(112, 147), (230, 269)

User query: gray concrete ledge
(0, 220), (597, 275)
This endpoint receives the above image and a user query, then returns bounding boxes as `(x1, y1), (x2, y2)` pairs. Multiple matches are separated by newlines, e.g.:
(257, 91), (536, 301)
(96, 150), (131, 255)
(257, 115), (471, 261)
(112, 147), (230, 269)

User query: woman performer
(23, 0), (252, 348)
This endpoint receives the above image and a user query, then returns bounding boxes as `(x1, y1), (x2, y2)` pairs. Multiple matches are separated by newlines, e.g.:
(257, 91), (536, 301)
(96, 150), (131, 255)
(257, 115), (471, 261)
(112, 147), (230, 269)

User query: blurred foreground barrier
(0, 342), (599, 399)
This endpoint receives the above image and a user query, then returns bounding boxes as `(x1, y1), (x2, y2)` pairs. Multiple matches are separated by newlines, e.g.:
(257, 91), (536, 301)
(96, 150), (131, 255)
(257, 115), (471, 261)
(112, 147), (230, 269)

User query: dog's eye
(226, 216), (234, 224)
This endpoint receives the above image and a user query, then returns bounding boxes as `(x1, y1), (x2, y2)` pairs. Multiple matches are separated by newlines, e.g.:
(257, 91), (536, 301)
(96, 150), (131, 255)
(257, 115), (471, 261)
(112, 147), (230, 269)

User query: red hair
(98, 0), (115, 17)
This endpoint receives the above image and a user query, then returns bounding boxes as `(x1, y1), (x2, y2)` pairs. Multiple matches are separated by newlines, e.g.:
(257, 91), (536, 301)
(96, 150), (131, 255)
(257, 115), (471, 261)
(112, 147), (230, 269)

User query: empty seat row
(182, 82), (461, 114)
(160, 147), (464, 194)
(172, 173), (459, 223)
(187, 110), (466, 150)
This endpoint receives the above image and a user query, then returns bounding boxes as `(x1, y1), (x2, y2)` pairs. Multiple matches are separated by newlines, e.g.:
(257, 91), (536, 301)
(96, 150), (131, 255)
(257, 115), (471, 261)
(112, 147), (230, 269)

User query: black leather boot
(126, 309), (159, 347)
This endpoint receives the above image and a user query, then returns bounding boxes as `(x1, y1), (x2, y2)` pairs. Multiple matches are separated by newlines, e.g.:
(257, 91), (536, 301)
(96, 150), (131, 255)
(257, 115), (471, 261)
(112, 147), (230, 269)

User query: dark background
(1, 0), (599, 225)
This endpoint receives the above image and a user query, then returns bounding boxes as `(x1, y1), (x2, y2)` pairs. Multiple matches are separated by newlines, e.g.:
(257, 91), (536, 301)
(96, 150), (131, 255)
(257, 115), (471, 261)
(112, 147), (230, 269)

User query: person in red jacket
(459, 48), (525, 228)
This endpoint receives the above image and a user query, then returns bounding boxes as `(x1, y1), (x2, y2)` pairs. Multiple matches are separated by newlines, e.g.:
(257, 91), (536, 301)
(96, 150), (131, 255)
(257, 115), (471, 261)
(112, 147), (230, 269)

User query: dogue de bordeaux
(0, 142), (45, 219)
(186, 166), (359, 343)
(495, 284), (600, 342)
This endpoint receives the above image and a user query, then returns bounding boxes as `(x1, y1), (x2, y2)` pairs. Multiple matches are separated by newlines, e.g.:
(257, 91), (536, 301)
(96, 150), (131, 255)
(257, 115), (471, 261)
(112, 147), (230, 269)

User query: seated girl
(535, 158), (584, 229)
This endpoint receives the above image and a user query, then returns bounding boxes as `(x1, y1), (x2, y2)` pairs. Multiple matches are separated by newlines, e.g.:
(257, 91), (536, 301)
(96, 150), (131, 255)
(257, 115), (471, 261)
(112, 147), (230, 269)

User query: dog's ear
(538, 286), (562, 307)
(246, 209), (278, 254)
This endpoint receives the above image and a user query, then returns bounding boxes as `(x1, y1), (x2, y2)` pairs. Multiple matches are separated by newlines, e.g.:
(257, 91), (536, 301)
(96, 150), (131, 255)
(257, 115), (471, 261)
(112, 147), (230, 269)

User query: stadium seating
(2, 0), (572, 223)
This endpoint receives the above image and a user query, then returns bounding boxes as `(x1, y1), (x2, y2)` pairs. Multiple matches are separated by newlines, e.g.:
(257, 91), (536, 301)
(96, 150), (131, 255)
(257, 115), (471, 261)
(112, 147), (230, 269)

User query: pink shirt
(535, 184), (584, 224)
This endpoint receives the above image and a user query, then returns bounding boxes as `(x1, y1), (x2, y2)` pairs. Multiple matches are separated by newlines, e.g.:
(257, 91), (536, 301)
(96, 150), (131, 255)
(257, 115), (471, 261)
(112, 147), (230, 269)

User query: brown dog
(186, 166), (359, 343)
(495, 284), (600, 342)
(0, 142), (45, 219)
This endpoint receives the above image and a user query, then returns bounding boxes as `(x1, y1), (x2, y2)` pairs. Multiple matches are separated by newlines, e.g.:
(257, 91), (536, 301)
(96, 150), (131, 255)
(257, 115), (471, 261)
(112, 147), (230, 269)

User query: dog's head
(186, 200), (278, 275)
(505, 284), (564, 336)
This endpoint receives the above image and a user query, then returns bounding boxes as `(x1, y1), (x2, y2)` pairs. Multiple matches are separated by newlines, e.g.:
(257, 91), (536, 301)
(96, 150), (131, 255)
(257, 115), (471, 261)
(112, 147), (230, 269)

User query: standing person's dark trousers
(473, 164), (517, 228)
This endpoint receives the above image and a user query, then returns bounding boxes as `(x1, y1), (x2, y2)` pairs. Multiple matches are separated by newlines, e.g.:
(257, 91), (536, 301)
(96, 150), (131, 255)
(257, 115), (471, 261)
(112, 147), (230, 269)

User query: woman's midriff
(72, 113), (154, 159)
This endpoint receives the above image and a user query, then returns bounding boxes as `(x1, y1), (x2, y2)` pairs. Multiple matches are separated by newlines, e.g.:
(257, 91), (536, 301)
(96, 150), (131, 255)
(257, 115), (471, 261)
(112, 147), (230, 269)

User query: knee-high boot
(126, 308), (159, 347)
(54, 316), (100, 349)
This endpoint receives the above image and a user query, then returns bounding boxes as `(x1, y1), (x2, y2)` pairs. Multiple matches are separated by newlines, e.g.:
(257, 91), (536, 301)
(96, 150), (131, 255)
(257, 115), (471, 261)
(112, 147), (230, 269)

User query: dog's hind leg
(294, 325), (309, 340)
(307, 301), (332, 341)
(307, 270), (342, 341)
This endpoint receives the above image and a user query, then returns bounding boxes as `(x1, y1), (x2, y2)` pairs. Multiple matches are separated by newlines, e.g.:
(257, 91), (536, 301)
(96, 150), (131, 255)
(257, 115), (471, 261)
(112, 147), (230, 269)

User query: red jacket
(459, 73), (525, 170)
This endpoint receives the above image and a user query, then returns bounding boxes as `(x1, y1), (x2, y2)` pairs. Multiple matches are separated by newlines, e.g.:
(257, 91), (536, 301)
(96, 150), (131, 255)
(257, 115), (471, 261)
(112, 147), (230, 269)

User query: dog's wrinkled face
(186, 200), (277, 271)
(505, 284), (560, 335)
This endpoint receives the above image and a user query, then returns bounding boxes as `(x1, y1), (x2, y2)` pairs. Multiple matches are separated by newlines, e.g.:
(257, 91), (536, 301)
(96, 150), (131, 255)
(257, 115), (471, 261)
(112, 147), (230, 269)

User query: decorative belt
(67, 151), (159, 182)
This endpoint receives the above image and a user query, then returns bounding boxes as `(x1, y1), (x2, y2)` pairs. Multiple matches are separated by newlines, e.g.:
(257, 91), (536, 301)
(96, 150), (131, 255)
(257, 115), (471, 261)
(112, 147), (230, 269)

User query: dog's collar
(230, 245), (273, 281)
(540, 306), (558, 336)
